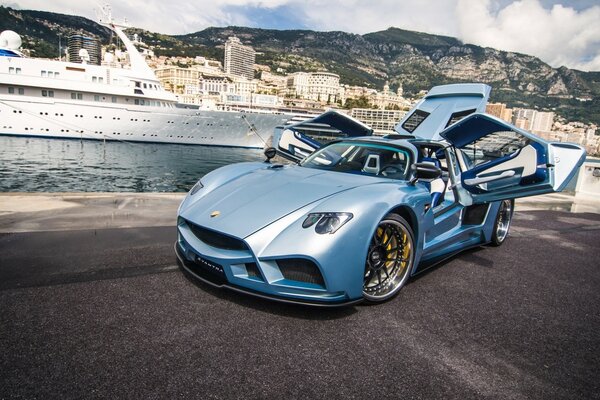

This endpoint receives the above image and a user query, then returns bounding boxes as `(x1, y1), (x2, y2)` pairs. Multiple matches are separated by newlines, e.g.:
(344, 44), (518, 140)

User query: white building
(350, 108), (407, 136)
(308, 72), (340, 103)
(512, 108), (555, 133)
(225, 93), (283, 109)
(286, 71), (341, 103)
(286, 72), (310, 98)
(531, 111), (555, 132)
(369, 82), (410, 110)
(224, 37), (255, 80)
(198, 73), (232, 95)
(513, 108), (537, 130)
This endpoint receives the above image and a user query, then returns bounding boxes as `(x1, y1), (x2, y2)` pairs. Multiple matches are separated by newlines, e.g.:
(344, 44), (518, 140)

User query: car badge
(210, 210), (221, 218)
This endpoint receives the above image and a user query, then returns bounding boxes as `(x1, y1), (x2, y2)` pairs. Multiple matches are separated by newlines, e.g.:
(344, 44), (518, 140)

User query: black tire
(490, 199), (514, 247)
(363, 214), (415, 303)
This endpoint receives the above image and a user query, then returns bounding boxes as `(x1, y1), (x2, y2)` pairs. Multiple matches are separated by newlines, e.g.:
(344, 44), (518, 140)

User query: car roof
(327, 136), (422, 159)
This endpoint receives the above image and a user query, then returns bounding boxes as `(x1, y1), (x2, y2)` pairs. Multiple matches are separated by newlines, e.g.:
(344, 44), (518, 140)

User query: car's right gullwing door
(440, 113), (586, 204)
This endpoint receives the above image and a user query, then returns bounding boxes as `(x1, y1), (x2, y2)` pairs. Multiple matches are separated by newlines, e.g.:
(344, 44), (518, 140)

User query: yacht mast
(96, 4), (155, 80)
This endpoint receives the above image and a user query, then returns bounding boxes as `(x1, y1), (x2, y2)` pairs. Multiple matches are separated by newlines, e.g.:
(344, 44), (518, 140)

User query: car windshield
(300, 142), (412, 180)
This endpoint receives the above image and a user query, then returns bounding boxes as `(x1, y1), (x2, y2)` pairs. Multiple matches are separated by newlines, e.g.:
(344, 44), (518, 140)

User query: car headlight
(302, 212), (353, 234)
(189, 181), (203, 195)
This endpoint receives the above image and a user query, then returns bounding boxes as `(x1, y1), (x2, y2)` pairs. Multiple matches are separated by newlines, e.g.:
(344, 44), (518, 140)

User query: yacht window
(18, 88), (24, 95)
(42, 90), (48, 97)
(41, 70), (47, 77)
(135, 81), (141, 88)
(71, 93), (77, 99)
(99, 77), (103, 84)
(16, 68), (21, 74)
(77, 93), (83, 100)
(8, 87), (14, 94)
(112, 96), (117, 103)
(9, 67), (14, 74)
(94, 95), (100, 102)
(140, 99), (145, 106)
(143, 83), (147, 89)
(54, 72), (60, 78)
(48, 90), (54, 98)
(92, 76), (97, 83)
(134, 99), (140, 105)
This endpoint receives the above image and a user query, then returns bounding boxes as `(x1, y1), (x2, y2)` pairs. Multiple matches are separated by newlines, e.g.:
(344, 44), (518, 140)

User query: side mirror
(410, 162), (442, 185)
(264, 147), (277, 163)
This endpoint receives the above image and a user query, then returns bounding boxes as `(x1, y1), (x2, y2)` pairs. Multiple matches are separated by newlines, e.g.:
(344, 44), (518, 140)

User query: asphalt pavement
(1, 209), (599, 399)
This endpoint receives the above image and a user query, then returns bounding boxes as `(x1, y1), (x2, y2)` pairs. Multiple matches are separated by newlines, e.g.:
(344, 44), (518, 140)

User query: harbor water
(0, 136), (589, 193)
(0, 136), (263, 192)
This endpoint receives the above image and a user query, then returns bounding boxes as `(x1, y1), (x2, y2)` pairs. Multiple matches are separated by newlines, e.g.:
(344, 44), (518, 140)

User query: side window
(402, 110), (429, 133)
(445, 109), (476, 128)
(458, 131), (531, 167)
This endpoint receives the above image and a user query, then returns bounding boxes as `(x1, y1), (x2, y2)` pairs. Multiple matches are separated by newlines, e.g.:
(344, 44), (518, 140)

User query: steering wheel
(379, 165), (401, 176)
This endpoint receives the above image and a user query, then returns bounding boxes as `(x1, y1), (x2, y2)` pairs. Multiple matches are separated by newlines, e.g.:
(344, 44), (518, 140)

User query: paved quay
(0, 193), (599, 399)
(1, 191), (599, 233)
(0, 192), (185, 233)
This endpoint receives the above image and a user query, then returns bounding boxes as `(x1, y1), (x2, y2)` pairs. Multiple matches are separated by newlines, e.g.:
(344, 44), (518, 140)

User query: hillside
(1, 6), (598, 125)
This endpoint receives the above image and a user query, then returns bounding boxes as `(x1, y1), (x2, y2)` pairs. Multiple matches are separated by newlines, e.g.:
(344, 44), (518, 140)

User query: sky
(2, 0), (599, 71)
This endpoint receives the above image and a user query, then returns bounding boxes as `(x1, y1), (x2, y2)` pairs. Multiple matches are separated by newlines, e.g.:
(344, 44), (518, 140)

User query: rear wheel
(363, 214), (415, 303)
(490, 199), (514, 246)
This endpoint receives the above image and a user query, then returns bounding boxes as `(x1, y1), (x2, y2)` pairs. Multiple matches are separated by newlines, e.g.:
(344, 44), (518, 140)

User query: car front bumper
(175, 232), (363, 307)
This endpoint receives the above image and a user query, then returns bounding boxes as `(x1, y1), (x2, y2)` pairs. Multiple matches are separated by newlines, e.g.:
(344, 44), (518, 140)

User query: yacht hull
(0, 96), (290, 148)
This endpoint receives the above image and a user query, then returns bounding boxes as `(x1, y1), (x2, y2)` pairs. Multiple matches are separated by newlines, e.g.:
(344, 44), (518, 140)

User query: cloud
(3, 0), (599, 71)
(295, 0), (458, 36)
(456, 0), (600, 71)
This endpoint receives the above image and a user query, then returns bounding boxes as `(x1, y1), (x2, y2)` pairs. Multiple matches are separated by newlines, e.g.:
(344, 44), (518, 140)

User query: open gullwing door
(394, 83), (491, 140)
(440, 113), (586, 204)
(272, 109), (373, 162)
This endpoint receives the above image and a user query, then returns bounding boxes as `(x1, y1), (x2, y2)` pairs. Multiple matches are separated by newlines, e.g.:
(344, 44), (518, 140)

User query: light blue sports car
(175, 84), (585, 306)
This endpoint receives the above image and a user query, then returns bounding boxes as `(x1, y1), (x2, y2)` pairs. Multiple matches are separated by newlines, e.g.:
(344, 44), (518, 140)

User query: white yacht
(0, 7), (289, 148)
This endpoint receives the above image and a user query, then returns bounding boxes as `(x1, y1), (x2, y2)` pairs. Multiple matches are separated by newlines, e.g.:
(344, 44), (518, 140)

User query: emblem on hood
(210, 210), (221, 218)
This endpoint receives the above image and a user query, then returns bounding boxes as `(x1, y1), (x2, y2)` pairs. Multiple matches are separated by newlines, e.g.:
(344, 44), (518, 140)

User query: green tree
(344, 95), (373, 109)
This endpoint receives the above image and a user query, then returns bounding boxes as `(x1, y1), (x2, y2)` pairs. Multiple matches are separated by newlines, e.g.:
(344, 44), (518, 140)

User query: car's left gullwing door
(441, 113), (586, 204)
(272, 109), (374, 162)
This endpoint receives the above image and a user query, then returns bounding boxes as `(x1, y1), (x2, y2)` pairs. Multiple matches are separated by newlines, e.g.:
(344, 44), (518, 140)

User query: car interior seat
(362, 153), (381, 175)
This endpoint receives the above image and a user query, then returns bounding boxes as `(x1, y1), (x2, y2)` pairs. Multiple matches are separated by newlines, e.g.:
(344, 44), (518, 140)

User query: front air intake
(277, 258), (325, 287)
(245, 262), (263, 281)
(185, 220), (249, 251)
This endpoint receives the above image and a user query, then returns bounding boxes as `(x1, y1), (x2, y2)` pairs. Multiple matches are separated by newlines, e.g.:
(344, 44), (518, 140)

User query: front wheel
(363, 214), (415, 303)
(490, 199), (514, 246)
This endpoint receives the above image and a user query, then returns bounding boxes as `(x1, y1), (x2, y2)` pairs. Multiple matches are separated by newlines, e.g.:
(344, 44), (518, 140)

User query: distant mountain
(1, 6), (598, 126)
(0, 7), (111, 57)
